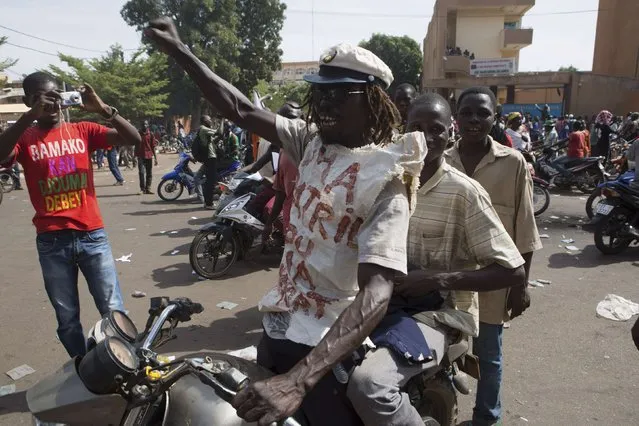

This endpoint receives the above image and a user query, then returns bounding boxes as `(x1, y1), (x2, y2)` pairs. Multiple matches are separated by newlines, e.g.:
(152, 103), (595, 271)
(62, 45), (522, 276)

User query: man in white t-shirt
(505, 112), (531, 152)
(147, 18), (428, 425)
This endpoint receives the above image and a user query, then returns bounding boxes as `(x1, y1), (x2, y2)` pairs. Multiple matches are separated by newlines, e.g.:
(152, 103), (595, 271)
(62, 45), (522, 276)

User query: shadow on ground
(547, 244), (639, 269)
(160, 305), (264, 353)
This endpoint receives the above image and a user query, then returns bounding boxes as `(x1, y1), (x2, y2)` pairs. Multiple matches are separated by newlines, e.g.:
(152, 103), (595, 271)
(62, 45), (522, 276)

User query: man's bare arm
(232, 263), (395, 424)
(0, 112), (37, 162)
(104, 113), (142, 147)
(397, 263), (526, 298)
(145, 18), (280, 146)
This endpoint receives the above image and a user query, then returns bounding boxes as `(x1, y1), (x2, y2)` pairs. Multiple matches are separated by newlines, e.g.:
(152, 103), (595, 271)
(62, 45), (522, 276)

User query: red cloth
(273, 150), (299, 229)
(9, 122), (110, 234)
(137, 130), (156, 159)
(567, 131), (586, 158)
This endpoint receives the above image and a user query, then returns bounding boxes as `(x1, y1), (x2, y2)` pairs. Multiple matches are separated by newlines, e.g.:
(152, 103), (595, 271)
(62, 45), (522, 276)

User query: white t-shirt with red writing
(260, 116), (427, 347)
(9, 122), (111, 234)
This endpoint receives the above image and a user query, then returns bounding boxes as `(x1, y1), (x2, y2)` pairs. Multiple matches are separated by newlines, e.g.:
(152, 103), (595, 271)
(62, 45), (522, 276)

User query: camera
(60, 91), (83, 108)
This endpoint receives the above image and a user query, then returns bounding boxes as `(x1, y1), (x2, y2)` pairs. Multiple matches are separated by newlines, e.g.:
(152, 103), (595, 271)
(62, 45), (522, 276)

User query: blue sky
(2, 0), (599, 79)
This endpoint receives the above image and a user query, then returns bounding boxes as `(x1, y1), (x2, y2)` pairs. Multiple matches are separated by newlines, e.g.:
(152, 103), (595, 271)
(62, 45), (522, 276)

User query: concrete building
(592, 0), (639, 79)
(272, 61), (319, 85)
(0, 81), (27, 125)
(421, 0), (639, 117)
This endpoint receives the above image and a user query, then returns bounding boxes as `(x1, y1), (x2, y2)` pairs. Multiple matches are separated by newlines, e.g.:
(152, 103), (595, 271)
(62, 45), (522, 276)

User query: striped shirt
(408, 161), (524, 336)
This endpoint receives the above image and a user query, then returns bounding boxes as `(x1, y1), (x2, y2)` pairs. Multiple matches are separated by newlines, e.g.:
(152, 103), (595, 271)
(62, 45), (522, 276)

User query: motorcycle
(532, 176), (551, 216)
(591, 180), (639, 255)
(0, 166), (19, 193)
(585, 169), (636, 219)
(535, 143), (607, 194)
(157, 152), (242, 202)
(23, 296), (476, 426)
(189, 172), (279, 279)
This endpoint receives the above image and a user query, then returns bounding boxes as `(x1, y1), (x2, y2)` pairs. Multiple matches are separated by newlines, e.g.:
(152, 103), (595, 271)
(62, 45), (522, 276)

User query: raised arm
(145, 18), (280, 146)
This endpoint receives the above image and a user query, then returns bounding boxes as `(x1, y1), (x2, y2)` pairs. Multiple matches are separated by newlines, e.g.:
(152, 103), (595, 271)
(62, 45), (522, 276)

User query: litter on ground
(596, 294), (639, 321)
(6, 364), (36, 381)
(125, 228), (136, 231)
(217, 301), (239, 310)
(565, 246), (580, 251)
(550, 216), (560, 220)
(539, 234), (550, 239)
(170, 250), (180, 255)
(561, 239), (575, 244)
(132, 290), (147, 298)
(0, 384), (16, 396)
(116, 253), (133, 262)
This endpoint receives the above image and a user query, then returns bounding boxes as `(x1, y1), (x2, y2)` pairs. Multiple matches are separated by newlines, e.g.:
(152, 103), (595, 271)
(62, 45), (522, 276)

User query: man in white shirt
(147, 18), (428, 425)
(505, 112), (531, 151)
(544, 120), (559, 147)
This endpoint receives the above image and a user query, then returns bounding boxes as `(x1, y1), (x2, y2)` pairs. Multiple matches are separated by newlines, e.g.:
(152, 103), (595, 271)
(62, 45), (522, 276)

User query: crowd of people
(446, 46), (476, 60)
(1, 14), (638, 426)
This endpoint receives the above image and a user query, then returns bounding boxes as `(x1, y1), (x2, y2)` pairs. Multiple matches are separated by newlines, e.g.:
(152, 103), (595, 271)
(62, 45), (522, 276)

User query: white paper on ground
(596, 294), (639, 321)
(217, 301), (239, 310)
(0, 384), (16, 396)
(125, 228), (136, 231)
(6, 364), (36, 380)
(116, 253), (133, 262)
(539, 234), (550, 239)
(565, 246), (580, 251)
(170, 250), (180, 255)
(228, 346), (258, 362)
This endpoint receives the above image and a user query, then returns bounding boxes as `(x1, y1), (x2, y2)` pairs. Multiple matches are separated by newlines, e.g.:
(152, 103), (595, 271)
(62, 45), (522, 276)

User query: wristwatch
(103, 106), (119, 122)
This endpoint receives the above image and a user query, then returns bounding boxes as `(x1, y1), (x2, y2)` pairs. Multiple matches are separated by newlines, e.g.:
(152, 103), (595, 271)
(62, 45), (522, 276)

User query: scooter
(591, 179), (639, 254)
(157, 152), (242, 202)
(21, 296), (476, 426)
(535, 142), (607, 194)
(189, 172), (279, 279)
(585, 169), (636, 219)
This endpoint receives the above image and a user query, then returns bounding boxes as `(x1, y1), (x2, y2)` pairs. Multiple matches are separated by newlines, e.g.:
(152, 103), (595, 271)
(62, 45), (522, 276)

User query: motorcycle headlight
(87, 310), (138, 352)
(79, 336), (139, 395)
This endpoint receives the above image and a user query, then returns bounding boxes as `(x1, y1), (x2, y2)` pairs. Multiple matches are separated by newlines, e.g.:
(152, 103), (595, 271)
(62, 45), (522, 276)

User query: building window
(504, 21), (519, 29)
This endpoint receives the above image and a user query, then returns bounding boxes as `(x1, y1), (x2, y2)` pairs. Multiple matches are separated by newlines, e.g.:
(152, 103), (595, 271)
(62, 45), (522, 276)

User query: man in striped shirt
(396, 93), (526, 338)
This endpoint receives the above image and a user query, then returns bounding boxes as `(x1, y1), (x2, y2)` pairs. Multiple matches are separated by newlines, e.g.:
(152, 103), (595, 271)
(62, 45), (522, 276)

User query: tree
(359, 34), (422, 92)
(254, 80), (308, 111)
(0, 36), (18, 87)
(47, 45), (170, 123)
(235, 0), (286, 94)
(558, 65), (578, 72)
(121, 0), (240, 121)
(121, 0), (286, 121)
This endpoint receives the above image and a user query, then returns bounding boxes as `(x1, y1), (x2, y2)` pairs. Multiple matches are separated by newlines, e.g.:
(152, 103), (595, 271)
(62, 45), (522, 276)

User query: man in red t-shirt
(136, 120), (158, 194)
(0, 72), (141, 358)
(552, 120), (586, 177)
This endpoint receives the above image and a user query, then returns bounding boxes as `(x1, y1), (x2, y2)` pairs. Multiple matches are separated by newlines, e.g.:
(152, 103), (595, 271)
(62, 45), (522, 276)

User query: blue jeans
(96, 149), (105, 168)
(551, 155), (572, 177)
(107, 149), (124, 183)
(473, 322), (504, 426)
(36, 229), (125, 357)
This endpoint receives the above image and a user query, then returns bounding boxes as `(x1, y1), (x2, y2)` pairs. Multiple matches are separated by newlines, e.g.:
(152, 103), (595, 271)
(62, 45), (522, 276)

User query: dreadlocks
(302, 84), (401, 145)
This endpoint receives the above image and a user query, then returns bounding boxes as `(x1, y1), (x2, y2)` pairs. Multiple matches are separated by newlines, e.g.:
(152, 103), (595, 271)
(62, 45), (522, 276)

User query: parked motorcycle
(189, 172), (277, 279)
(591, 181), (639, 255)
(532, 176), (551, 216)
(157, 152), (241, 201)
(585, 169), (635, 219)
(25, 295), (476, 426)
(0, 166), (19, 193)
(535, 143), (607, 194)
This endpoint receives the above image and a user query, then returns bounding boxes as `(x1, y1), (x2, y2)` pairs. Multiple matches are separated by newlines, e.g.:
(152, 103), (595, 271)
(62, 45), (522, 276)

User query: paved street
(0, 153), (638, 425)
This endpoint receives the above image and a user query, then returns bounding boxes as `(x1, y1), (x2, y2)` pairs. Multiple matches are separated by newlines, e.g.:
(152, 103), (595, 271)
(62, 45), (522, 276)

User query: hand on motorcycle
(507, 284), (531, 319)
(232, 373), (305, 426)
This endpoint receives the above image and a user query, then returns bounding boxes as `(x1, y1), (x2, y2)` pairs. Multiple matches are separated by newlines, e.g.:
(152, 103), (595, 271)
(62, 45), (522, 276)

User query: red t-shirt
(273, 149), (299, 230)
(137, 131), (156, 159)
(10, 122), (110, 234)
(567, 131), (585, 158)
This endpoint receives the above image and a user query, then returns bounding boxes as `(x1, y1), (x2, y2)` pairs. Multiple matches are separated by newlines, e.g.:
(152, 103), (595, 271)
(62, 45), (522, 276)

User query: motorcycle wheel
(577, 170), (603, 194)
(532, 184), (550, 216)
(594, 209), (633, 255)
(190, 230), (239, 279)
(585, 187), (603, 219)
(411, 372), (457, 426)
(0, 172), (14, 193)
(157, 179), (184, 201)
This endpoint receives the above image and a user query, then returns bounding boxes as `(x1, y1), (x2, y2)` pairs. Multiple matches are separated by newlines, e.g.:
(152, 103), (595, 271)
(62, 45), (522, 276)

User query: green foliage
(558, 65), (578, 72)
(47, 45), (169, 123)
(359, 34), (422, 92)
(121, 0), (285, 116)
(235, 0), (286, 94)
(0, 36), (18, 85)
(254, 80), (308, 112)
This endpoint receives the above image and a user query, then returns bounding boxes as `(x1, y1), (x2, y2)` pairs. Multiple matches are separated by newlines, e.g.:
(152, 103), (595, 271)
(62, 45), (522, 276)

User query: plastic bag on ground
(596, 294), (639, 321)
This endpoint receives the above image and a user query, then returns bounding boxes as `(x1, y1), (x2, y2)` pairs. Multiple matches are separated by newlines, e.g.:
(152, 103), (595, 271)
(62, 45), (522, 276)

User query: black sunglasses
(312, 87), (365, 104)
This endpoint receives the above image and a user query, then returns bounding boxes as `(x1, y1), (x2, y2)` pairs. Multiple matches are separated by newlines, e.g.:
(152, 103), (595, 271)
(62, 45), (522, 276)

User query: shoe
(114, 181), (124, 186)
(204, 204), (216, 210)
(15, 186), (23, 190)
(138, 191), (144, 195)
(144, 189), (153, 194)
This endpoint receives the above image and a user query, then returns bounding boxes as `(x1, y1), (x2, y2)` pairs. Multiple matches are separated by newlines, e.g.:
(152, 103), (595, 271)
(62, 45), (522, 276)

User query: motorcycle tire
(412, 372), (457, 426)
(157, 179), (184, 201)
(585, 187), (603, 219)
(0, 172), (14, 193)
(532, 184), (550, 216)
(594, 210), (633, 255)
(190, 230), (239, 279)
(577, 170), (603, 194)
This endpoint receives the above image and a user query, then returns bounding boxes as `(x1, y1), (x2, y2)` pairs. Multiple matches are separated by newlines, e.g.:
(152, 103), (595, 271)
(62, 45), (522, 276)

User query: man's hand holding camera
(79, 84), (112, 118)
(27, 91), (62, 119)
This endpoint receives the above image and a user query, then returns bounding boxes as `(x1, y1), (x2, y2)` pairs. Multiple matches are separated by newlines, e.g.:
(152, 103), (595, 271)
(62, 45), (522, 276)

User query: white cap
(304, 43), (394, 89)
